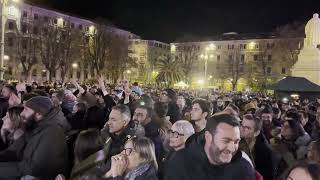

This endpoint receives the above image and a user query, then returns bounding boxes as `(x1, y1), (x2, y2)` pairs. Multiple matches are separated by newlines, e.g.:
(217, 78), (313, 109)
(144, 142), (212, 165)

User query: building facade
(2, 1), (139, 82)
(128, 39), (170, 84)
(171, 32), (303, 90)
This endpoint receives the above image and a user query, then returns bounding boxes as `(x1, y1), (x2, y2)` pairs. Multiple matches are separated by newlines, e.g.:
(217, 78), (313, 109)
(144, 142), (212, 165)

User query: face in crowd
(261, 113), (273, 128)
(160, 91), (169, 103)
(190, 103), (206, 122)
(240, 117), (259, 140)
(205, 122), (241, 165)
(107, 109), (129, 135)
(132, 108), (149, 126)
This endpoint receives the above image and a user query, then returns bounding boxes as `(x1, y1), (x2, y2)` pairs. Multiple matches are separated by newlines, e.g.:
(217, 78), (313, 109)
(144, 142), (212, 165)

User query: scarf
(125, 163), (151, 180)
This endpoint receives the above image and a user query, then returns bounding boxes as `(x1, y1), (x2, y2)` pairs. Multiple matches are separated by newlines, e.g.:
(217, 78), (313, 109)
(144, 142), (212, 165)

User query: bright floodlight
(126, 70), (131, 74)
(197, 79), (204, 85)
(72, 63), (78, 68)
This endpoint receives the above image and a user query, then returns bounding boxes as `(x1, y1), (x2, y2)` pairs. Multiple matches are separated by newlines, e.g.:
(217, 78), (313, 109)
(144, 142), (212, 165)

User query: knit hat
(25, 96), (54, 115)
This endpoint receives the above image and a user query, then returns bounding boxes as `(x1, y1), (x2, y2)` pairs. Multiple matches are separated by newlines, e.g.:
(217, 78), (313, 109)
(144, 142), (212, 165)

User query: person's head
(298, 110), (309, 127)
(2, 106), (24, 132)
(21, 93), (39, 104)
(204, 113), (240, 165)
(154, 101), (168, 119)
(273, 107), (281, 119)
(107, 104), (131, 135)
(176, 95), (186, 110)
(261, 106), (273, 127)
(20, 96), (54, 131)
(160, 89), (176, 103)
(217, 97), (224, 107)
(1, 85), (16, 99)
(191, 99), (212, 122)
(121, 136), (158, 173)
(169, 120), (195, 151)
(308, 140), (320, 163)
(281, 119), (305, 141)
(285, 162), (320, 180)
(240, 114), (262, 140)
(74, 129), (104, 164)
(133, 106), (153, 126)
(51, 90), (64, 107)
(73, 102), (87, 114)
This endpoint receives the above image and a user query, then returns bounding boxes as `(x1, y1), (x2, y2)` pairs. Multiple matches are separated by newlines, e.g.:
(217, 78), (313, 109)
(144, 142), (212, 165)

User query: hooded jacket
(164, 135), (255, 180)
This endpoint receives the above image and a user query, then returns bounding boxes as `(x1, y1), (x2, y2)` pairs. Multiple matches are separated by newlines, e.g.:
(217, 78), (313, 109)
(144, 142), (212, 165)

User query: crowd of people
(0, 77), (319, 180)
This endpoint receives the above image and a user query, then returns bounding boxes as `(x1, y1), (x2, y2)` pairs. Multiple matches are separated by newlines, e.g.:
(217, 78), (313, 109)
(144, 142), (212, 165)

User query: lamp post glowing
(72, 63), (78, 69)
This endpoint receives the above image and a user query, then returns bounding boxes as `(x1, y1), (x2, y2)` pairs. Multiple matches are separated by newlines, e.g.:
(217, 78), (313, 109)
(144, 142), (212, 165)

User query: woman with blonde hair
(104, 136), (158, 180)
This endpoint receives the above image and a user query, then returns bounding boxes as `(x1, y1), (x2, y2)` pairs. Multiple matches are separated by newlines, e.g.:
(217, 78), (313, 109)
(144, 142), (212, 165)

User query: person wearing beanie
(0, 96), (69, 179)
(160, 89), (181, 124)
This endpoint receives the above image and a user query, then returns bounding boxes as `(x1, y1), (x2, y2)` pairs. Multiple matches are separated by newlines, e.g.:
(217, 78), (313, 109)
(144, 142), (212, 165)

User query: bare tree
(175, 45), (198, 84)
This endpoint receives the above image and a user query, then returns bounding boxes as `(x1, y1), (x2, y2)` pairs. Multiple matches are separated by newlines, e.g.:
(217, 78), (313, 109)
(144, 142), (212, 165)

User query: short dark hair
(154, 101), (168, 118)
(243, 114), (262, 132)
(112, 104), (131, 122)
(206, 113), (240, 134)
(135, 105), (154, 119)
(227, 103), (240, 115)
(192, 98), (213, 118)
(261, 106), (273, 115)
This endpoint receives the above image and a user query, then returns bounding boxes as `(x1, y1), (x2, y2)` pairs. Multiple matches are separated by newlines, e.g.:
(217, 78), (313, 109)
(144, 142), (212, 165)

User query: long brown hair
(7, 106), (24, 130)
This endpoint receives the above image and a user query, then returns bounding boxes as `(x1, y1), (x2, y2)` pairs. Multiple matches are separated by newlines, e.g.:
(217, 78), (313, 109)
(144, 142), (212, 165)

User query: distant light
(197, 79), (204, 85)
(282, 97), (289, 103)
(209, 54), (214, 58)
(57, 18), (64, 27)
(3, 55), (9, 60)
(126, 70), (131, 74)
(204, 55), (208, 60)
(209, 43), (215, 50)
(42, 69), (46, 73)
(72, 63), (78, 68)
(205, 47), (210, 51)
(249, 42), (255, 50)
(89, 25), (95, 34)
(209, 75), (213, 79)
(12, 0), (20, 2)
(291, 94), (299, 98)
(200, 54), (204, 58)
(170, 44), (176, 52)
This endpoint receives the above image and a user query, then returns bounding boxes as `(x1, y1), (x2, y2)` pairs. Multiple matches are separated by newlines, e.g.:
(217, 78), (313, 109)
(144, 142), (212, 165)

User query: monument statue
(304, 13), (320, 48)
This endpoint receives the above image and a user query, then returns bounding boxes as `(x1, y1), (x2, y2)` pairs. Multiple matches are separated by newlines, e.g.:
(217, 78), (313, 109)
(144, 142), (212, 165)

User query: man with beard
(0, 96), (68, 179)
(165, 113), (255, 180)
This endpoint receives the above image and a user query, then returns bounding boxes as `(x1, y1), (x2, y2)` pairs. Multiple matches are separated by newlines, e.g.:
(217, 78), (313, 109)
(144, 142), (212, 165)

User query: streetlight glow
(12, 0), (20, 2)
(72, 63), (78, 69)
(197, 79), (204, 85)
(126, 70), (131, 74)
(200, 54), (204, 58)
(3, 55), (9, 60)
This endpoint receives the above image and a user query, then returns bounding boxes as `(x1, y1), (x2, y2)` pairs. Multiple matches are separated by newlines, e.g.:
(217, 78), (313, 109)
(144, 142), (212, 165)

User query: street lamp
(72, 63), (78, 69)
(126, 70), (131, 74)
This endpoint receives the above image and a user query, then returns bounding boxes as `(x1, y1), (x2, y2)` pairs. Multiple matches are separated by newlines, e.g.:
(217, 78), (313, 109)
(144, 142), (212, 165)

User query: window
(282, 68), (286, 74)
(217, 55), (220, 61)
(240, 55), (245, 64)
(23, 11), (27, 18)
(78, 25), (83, 30)
(229, 55), (233, 60)
(8, 22), (14, 30)
(268, 55), (272, 61)
(228, 44), (234, 49)
(34, 13), (38, 20)
(44, 16), (49, 22)
(243, 44), (247, 49)
(63, 21), (66, 27)
(217, 45), (221, 49)
(253, 55), (258, 61)
(53, 19), (57, 24)
(42, 27), (48, 35)
(267, 67), (272, 74)
(33, 27), (39, 35)
(267, 43), (275, 49)
(71, 23), (75, 29)
(231, 44), (234, 49)
(21, 24), (27, 33)
(8, 37), (13, 47)
(22, 39), (27, 49)
(240, 44), (243, 49)
(255, 44), (259, 49)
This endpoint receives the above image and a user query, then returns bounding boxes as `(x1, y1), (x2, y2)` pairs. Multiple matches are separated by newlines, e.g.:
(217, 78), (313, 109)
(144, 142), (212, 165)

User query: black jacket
(0, 109), (69, 179)
(0, 96), (9, 119)
(164, 136), (256, 180)
(240, 133), (281, 180)
(167, 102), (181, 124)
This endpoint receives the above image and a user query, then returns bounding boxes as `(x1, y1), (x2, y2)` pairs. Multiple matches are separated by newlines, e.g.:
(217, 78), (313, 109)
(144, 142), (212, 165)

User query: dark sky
(26, 0), (320, 43)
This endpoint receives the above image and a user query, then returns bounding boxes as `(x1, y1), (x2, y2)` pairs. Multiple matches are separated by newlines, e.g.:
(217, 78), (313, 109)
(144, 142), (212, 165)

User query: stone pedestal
(292, 47), (320, 85)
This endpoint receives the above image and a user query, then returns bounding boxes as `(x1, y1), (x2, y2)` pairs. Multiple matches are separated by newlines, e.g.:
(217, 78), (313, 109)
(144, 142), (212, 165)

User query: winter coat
(167, 102), (181, 124)
(239, 133), (282, 180)
(67, 111), (87, 131)
(0, 108), (69, 179)
(54, 107), (72, 133)
(144, 121), (165, 163)
(164, 135), (256, 180)
(85, 105), (106, 129)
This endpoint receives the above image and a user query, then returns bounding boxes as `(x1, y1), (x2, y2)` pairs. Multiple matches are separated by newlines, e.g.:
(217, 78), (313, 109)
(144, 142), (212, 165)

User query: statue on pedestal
(304, 13), (320, 48)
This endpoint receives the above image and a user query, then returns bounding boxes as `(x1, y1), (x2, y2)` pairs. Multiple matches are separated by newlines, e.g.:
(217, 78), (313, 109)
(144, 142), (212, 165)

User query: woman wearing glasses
(104, 136), (158, 180)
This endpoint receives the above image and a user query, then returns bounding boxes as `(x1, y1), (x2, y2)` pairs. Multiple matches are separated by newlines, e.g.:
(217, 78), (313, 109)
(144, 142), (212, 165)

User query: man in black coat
(165, 113), (255, 180)
(0, 96), (68, 179)
(240, 114), (281, 180)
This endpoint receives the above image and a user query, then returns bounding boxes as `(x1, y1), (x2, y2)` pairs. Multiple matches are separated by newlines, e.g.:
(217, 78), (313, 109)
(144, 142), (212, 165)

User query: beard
(209, 142), (236, 165)
(22, 114), (38, 132)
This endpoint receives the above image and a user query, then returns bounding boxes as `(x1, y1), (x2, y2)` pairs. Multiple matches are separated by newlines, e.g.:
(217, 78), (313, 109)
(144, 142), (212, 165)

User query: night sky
(26, 0), (320, 43)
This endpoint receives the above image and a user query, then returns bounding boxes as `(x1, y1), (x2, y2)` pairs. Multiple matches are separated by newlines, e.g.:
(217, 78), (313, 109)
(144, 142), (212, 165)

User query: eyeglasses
(168, 129), (184, 138)
(161, 92), (168, 96)
(122, 148), (135, 156)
